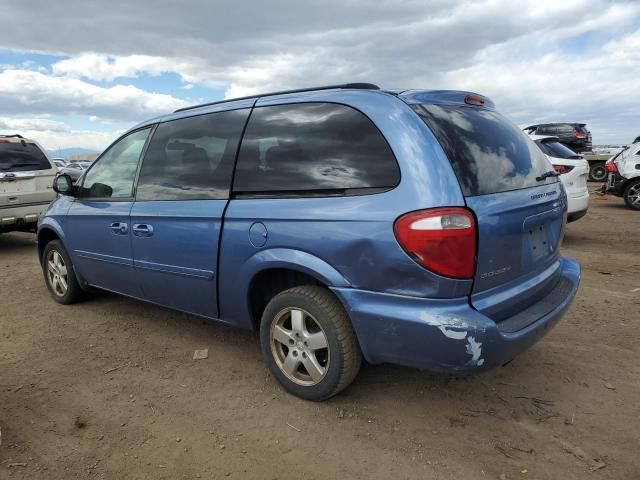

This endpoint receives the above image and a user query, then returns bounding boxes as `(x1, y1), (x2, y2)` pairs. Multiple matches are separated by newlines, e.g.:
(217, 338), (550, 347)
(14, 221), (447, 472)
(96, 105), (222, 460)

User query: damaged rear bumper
(332, 257), (580, 373)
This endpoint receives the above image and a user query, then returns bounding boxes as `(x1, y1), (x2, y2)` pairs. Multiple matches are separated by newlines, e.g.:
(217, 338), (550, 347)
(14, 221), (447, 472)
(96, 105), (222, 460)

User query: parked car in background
(524, 123), (592, 153)
(605, 142), (640, 210)
(38, 84), (580, 400)
(51, 158), (68, 169)
(57, 162), (86, 183)
(0, 134), (56, 233)
(529, 135), (589, 222)
(77, 160), (93, 169)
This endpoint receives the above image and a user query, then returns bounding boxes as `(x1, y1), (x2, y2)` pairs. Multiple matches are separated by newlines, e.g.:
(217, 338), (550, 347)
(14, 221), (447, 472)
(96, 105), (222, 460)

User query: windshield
(0, 142), (51, 172)
(413, 104), (556, 196)
(536, 140), (580, 159)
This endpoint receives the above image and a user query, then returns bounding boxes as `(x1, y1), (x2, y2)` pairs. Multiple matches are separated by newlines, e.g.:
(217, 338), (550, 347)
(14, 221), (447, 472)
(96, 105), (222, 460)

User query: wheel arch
(233, 248), (351, 330)
(36, 221), (66, 266)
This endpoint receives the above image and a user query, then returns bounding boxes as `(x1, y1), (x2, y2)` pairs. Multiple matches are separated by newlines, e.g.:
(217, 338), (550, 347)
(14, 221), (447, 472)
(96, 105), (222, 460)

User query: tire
(589, 162), (607, 182)
(42, 240), (84, 304)
(260, 285), (361, 401)
(623, 179), (640, 210)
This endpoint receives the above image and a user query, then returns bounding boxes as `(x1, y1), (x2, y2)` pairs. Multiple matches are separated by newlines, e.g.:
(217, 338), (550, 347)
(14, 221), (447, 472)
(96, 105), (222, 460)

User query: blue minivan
(39, 84), (580, 400)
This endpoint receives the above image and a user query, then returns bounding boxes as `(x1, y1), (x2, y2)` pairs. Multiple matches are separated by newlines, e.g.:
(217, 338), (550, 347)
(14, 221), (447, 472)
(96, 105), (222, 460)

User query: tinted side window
(233, 103), (399, 194)
(79, 128), (151, 198)
(556, 125), (574, 135)
(136, 109), (250, 200)
(0, 142), (51, 172)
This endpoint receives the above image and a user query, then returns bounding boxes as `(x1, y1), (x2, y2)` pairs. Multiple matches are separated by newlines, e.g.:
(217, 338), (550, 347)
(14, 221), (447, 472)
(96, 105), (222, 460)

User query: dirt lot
(1, 196), (639, 480)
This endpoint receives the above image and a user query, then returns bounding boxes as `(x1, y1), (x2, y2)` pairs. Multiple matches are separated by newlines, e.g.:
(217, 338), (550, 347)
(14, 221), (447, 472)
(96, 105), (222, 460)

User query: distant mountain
(47, 147), (100, 160)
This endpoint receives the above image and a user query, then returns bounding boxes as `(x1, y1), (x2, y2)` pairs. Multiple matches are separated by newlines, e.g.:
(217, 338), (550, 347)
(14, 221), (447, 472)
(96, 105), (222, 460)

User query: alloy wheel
(628, 184), (640, 207)
(270, 307), (330, 386)
(46, 250), (68, 297)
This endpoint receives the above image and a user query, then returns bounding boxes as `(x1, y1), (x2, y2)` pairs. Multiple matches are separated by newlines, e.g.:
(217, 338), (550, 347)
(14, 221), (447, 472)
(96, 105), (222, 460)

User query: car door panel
(65, 200), (140, 296)
(63, 127), (152, 298)
(129, 200), (225, 318)
(129, 107), (251, 319)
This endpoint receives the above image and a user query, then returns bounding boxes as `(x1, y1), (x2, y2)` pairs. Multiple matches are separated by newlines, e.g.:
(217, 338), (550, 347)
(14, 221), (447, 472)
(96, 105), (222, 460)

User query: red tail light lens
(605, 160), (618, 173)
(575, 132), (587, 138)
(393, 208), (476, 279)
(553, 165), (574, 175)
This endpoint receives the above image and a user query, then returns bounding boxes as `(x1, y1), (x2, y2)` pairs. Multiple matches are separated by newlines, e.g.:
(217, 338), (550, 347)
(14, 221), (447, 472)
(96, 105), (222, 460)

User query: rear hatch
(412, 101), (566, 321)
(0, 139), (56, 208)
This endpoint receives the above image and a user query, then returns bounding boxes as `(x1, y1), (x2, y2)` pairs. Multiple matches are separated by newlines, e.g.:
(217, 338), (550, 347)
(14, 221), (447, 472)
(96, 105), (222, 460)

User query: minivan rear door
(130, 107), (250, 319)
(413, 104), (565, 321)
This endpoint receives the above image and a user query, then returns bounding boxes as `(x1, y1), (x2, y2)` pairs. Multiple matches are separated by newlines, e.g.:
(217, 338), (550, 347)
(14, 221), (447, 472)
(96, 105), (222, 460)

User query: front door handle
(132, 223), (154, 237)
(110, 222), (128, 235)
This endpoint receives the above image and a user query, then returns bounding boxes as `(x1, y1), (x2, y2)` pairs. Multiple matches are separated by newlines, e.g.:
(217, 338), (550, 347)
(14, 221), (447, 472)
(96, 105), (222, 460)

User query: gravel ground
(1, 196), (639, 479)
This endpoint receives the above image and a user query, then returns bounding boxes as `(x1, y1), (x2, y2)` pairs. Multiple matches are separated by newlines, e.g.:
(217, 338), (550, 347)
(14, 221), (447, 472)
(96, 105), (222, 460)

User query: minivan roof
(131, 85), (495, 131)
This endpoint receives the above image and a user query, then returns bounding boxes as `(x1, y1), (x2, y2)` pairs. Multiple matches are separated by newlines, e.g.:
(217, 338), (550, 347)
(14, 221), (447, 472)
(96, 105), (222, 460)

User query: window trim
(230, 101), (401, 199)
(76, 125), (155, 202)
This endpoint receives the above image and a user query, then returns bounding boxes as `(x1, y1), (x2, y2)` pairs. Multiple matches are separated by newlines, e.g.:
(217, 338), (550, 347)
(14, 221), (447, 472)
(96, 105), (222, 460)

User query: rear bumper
(567, 191), (589, 218)
(333, 257), (580, 373)
(0, 201), (51, 232)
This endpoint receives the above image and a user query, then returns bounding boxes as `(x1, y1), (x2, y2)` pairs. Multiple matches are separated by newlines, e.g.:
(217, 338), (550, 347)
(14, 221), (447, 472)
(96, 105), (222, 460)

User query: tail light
(605, 160), (618, 173)
(393, 208), (476, 279)
(553, 165), (574, 175)
(575, 132), (587, 139)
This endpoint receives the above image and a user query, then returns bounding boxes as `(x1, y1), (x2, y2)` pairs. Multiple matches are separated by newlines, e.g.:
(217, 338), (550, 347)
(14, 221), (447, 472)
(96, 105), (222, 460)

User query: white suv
(529, 134), (590, 222)
(0, 135), (56, 233)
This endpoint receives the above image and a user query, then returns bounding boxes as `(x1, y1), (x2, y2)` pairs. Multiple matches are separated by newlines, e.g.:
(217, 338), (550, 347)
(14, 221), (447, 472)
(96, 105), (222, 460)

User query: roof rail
(0, 134), (24, 138)
(174, 83), (380, 113)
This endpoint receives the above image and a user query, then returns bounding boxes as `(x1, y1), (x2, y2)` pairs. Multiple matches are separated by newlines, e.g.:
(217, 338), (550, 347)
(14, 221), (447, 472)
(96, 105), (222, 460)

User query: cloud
(0, 68), (188, 121)
(1, 0), (640, 145)
(0, 116), (122, 151)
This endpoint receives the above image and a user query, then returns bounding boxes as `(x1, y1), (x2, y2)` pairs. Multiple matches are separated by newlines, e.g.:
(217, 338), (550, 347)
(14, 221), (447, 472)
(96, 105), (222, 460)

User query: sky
(0, 0), (639, 153)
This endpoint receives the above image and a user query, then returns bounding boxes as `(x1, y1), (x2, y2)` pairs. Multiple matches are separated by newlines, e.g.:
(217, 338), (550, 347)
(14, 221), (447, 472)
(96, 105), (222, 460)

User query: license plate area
(528, 225), (547, 262)
(0, 177), (36, 194)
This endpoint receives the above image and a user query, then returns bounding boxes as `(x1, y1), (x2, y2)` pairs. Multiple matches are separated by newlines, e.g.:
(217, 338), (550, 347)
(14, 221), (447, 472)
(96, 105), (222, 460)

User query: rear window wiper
(536, 170), (560, 182)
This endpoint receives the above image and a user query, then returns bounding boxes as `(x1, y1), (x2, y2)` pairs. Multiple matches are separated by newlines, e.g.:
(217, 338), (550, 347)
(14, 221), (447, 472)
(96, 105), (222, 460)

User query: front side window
(79, 128), (151, 199)
(233, 103), (400, 195)
(136, 109), (249, 200)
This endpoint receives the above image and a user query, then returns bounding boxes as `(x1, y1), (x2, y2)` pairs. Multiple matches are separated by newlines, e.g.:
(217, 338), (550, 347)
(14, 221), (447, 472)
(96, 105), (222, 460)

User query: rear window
(536, 140), (579, 159)
(0, 142), (51, 172)
(412, 104), (556, 196)
(233, 103), (400, 195)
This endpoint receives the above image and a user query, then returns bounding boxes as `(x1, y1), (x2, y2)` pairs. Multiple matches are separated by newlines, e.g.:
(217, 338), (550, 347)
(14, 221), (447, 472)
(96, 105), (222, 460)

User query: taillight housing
(393, 208), (476, 279)
(605, 160), (618, 173)
(575, 132), (587, 139)
(553, 165), (574, 175)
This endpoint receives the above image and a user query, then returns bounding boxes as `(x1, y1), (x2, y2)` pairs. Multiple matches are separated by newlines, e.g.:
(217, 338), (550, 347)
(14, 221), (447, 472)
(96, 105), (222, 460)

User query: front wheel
(623, 179), (640, 210)
(260, 285), (361, 401)
(42, 240), (85, 304)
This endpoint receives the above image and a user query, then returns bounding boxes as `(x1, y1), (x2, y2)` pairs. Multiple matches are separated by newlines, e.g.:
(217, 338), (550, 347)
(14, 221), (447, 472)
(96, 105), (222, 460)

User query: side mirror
(53, 174), (75, 196)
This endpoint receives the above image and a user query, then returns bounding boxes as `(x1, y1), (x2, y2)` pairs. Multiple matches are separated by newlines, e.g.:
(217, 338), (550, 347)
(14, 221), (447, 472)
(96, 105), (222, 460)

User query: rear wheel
(42, 240), (84, 304)
(623, 179), (640, 210)
(589, 162), (607, 182)
(260, 285), (361, 401)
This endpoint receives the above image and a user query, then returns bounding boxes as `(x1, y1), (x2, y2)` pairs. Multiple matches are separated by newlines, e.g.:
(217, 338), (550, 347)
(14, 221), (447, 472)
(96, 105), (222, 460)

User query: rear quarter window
(413, 104), (556, 196)
(0, 142), (51, 172)
(233, 103), (400, 195)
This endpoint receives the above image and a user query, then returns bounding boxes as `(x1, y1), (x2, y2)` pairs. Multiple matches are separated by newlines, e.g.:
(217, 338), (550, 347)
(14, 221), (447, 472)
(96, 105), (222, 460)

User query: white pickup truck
(0, 135), (56, 233)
